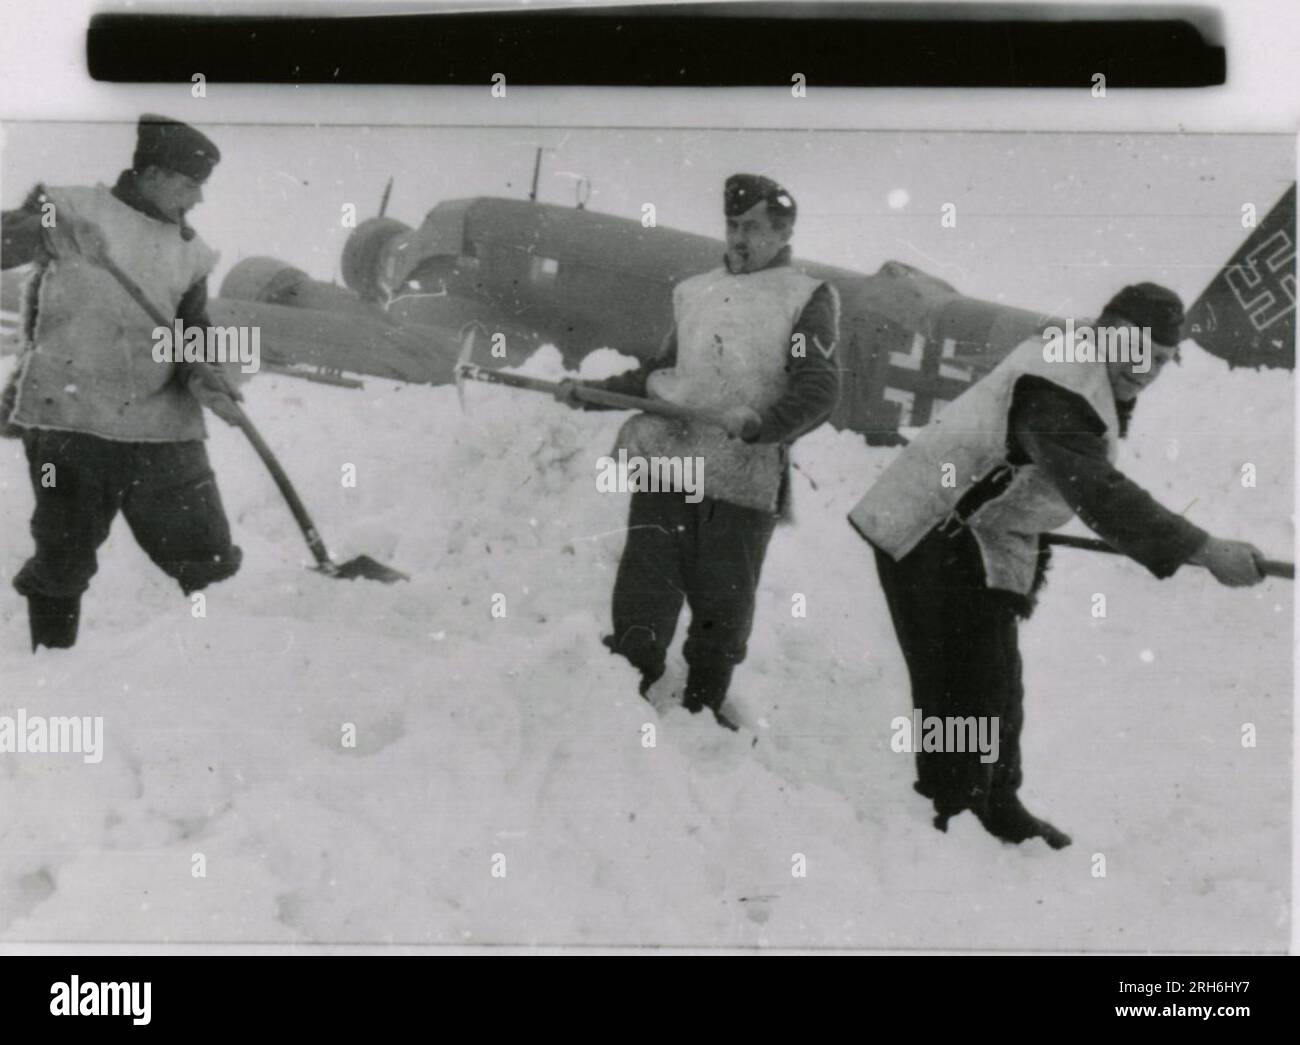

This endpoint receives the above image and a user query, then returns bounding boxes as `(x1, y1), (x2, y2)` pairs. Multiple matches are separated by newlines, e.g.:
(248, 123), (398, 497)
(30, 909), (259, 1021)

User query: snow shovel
(97, 253), (408, 584)
(452, 326), (736, 428)
(1045, 533), (1293, 579)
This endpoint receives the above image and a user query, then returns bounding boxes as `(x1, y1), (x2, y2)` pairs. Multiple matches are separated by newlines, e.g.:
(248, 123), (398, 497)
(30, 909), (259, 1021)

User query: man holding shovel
(848, 283), (1268, 848)
(1, 114), (243, 650)
(556, 174), (841, 729)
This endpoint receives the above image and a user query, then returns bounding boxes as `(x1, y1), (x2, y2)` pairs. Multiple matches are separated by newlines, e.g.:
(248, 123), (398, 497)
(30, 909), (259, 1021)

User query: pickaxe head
(454, 323), (478, 412)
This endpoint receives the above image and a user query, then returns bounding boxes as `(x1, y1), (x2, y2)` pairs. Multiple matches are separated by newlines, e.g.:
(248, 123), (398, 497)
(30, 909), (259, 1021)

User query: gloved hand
(720, 406), (762, 440)
(554, 378), (585, 409)
(43, 215), (110, 265)
(185, 364), (244, 427)
(1189, 536), (1266, 587)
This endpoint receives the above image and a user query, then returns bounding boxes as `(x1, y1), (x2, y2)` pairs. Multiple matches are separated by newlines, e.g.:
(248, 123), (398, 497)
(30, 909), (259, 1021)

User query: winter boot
(682, 660), (739, 731)
(28, 595), (81, 651)
(602, 634), (664, 704)
(637, 665), (665, 701)
(976, 794), (1072, 849)
(924, 788), (970, 834)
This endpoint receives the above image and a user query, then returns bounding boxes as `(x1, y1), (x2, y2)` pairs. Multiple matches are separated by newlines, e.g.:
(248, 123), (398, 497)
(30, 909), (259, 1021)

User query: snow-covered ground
(0, 343), (1291, 950)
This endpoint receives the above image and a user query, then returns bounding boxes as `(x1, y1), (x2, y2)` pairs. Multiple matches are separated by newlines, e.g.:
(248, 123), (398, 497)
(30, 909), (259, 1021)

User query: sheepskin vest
(616, 264), (823, 512)
(9, 184), (218, 442)
(849, 334), (1120, 594)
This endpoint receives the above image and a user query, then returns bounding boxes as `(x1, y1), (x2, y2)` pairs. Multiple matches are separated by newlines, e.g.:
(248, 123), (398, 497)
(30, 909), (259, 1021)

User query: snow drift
(0, 343), (1291, 949)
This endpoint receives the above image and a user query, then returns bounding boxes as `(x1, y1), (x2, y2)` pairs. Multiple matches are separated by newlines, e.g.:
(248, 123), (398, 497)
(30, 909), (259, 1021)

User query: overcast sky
(2, 122), (1291, 319)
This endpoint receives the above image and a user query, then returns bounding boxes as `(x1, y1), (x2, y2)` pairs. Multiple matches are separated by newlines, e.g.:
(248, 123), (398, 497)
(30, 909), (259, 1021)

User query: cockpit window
(530, 256), (560, 282)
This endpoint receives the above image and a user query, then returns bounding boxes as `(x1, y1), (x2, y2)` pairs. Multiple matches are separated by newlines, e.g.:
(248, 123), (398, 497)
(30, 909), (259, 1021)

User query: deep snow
(0, 341), (1291, 949)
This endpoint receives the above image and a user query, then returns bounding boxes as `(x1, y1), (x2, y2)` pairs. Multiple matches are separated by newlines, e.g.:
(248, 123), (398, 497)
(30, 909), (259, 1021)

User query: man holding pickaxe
(554, 174), (841, 728)
(849, 283), (1269, 848)
(1, 114), (244, 650)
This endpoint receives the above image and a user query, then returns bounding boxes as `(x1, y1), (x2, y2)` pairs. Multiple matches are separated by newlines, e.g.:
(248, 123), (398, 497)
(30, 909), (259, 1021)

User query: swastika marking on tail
(1225, 230), (1296, 331)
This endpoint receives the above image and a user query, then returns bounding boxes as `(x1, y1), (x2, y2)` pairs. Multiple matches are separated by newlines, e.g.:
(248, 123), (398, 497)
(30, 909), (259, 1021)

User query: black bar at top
(86, 5), (1225, 88)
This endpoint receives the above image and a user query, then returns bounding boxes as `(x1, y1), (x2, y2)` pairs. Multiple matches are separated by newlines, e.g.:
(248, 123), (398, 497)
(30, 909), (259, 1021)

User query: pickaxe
(452, 324), (736, 429)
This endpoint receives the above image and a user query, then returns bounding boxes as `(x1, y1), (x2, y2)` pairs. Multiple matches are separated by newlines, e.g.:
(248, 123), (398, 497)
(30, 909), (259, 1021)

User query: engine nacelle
(219, 257), (309, 304)
(341, 217), (412, 301)
(220, 257), (370, 316)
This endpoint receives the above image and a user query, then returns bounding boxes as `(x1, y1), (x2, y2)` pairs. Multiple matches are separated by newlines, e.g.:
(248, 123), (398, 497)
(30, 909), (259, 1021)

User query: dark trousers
(14, 428), (242, 601)
(606, 491), (777, 705)
(872, 525), (1026, 817)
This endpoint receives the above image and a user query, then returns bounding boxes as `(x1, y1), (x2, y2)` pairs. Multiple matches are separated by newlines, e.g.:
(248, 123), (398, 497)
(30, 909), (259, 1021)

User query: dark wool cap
(725, 174), (796, 222)
(1103, 283), (1185, 346)
(132, 114), (221, 183)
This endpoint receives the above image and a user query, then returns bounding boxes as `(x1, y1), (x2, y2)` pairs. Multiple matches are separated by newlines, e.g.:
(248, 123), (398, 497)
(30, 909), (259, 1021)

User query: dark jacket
(1009, 375), (1207, 577)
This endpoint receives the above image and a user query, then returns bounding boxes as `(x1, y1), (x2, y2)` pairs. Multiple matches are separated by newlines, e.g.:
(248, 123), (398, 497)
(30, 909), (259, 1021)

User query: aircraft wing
(1, 264), (467, 384)
(206, 297), (463, 386)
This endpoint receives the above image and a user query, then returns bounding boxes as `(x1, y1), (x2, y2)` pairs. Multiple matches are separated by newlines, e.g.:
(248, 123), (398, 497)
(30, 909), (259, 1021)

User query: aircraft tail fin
(1186, 182), (1295, 369)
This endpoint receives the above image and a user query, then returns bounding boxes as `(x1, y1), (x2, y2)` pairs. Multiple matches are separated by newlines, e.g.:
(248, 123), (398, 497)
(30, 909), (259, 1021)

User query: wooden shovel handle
(456, 364), (732, 430)
(1045, 533), (1292, 579)
(97, 254), (336, 571)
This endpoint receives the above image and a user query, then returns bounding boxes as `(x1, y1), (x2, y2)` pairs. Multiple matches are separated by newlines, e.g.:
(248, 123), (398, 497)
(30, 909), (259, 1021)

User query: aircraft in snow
(2, 178), (1292, 443)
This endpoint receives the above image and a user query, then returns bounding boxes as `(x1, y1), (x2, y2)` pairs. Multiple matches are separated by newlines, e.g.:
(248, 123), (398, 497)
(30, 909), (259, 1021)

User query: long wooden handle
(100, 254), (172, 327)
(97, 254), (335, 571)
(229, 406), (334, 570)
(456, 363), (731, 429)
(1045, 533), (1293, 579)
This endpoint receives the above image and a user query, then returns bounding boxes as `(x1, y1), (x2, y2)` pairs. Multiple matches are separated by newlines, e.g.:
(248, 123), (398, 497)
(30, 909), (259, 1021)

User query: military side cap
(133, 114), (221, 183)
(725, 174), (796, 221)
(1103, 282), (1186, 346)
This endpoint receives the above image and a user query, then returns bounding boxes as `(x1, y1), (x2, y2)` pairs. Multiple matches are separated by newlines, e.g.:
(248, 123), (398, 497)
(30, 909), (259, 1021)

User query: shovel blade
(321, 555), (410, 583)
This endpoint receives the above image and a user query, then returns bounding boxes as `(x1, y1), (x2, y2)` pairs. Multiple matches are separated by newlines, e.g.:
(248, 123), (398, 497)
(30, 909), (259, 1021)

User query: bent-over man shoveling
(848, 283), (1269, 848)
